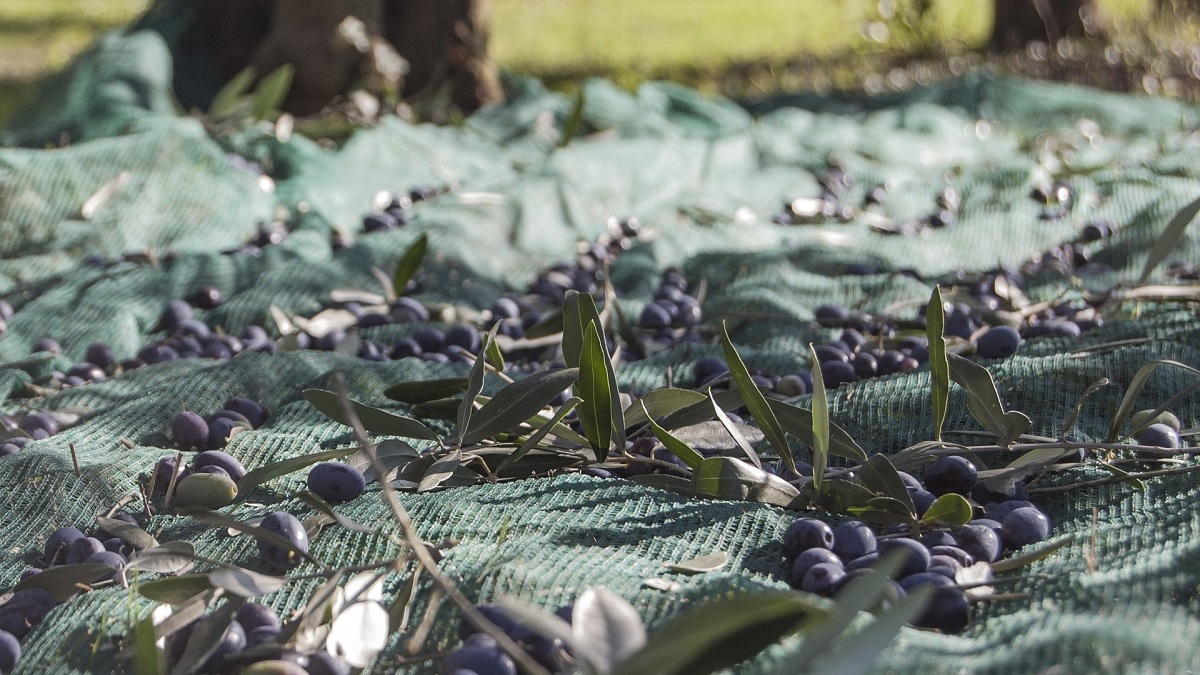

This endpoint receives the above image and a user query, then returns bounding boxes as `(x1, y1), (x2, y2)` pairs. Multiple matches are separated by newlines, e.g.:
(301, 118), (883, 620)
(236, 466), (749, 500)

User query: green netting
(3, 5), (1200, 674)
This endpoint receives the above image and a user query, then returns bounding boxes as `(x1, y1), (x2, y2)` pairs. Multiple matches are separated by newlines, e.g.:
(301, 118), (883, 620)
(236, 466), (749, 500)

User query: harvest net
(1, 5), (1200, 674)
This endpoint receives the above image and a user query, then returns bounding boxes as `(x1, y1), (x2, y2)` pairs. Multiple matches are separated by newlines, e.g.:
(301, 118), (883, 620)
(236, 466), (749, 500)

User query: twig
(332, 374), (552, 675)
(70, 443), (80, 477)
(1027, 463), (1200, 494)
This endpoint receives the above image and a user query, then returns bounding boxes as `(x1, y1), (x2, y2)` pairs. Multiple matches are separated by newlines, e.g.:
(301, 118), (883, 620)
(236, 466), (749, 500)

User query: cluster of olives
(358, 186), (439, 235)
(163, 601), (349, 675)
(782, 454), (1053, 634)
(0, 412), (64, 457)
(442, 603), (576, 674)
(0, 514), (148, 671)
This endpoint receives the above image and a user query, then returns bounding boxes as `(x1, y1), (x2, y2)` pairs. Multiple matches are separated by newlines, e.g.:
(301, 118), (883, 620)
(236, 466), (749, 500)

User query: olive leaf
(808, 343), (830, 496)
(623, 389), (707, 429)
(802, 585), (933, 675)
(251, 64), (294, 121)
(303, 388), (441, 442)
(662, 551), (728, 574)
(133, 607), (161, 675)
(659, 388), (746, 431)
(1138, 192), (1200, 284)
(96, 516), (158, 550)
(461, 367), (580, 444)
(990, 537), (1073, 573)
(611, 591), (825, 675)
(559, 85), (587, 147)
(578, 321), (614, 460)
(137, 575), (215, 605)
(15, 563), (117, 601)
(572, 587), (648, 675)
(207, 66), (255, 117)
(208, 566), (288, 597)
(719, 323), (794, 473)
(765, 399), (867, 462)
(392, 233), (428, 297)
(920, 493), (973, 526)
(125, 541), (196, 575)
(496, 396), (583, 474)
(415, 448), (464, 492)
(927, 286), (950, 442)
(384, 377), (469, 404)
(946, 353), (1031, 446)
(1059, 377), (1110, 437)
(710, 390), (761, 468)
(856, 454), (915, 514)
(691, 456), (800, 508)
(1106, 360), (1200, 442)
(456, 328), (495, 446)
(296, 492), (378, 534)
(172, 596), (245, 675)
(643, 402), (704, 470)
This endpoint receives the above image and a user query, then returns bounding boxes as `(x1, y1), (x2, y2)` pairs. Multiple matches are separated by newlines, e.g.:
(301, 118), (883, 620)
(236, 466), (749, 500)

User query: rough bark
(197, 0), (501, 116)
(989, 0), (1093, 51)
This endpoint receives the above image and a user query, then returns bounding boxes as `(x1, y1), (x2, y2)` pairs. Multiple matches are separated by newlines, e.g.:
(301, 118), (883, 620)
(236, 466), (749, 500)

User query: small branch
(332, 374), (552, 675)
(1027, 463), (1200, 495)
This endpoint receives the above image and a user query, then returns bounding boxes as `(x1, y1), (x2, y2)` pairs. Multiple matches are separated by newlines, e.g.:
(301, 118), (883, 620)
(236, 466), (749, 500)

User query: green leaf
(808, 344), (830, 496)
(720, 323), (794, 473)
(208, 566), (287, 597)
(623, 389), (707, 429)
(660, 387), (746, 431)
(1059, 377), (1110, 437)
(496, 397), (582, 474)
(410, 396), (464, 420)
(926, 286), (950, 442)
(611, 591), (825, 675)
(96, 516), (158, 550)
(979, 447), (1075, 496)
(644, 402), (705, 470)
(947, 353), (1031, 446)
(572, 587), (648, 674)
(1106, 359), (1200, 442)
(559, 86), (586, 147)
(388, 565), (422, 635)
(457, 329), (493, 445)
(137, 575), (215, 605)
(15, 563), (117, 601)
(485, 335), (506, 372)
(711, 390), (761, 468)
(179, 506), (322, 567)
(133, 607), (162, 675)
(236, 446), (359, 500)
(172, 596), (244, 675)
(765, 398), (867, 463)
(856, 455), (916, 514)
(125, 541), (196, 575)
(804, 479), (877, 513)
(805, 585), (933, 675)
(610, 295), (647, 361)
(990, 536), (1073, 573)
(303, 388), (441, 442)
(577, 321), (614, 460)
(846, 497), (919, 526)
(384, 378), (469, 404)
(392, 233), (428, 297)
(251, 63), (294, 121)
(348, 438), (421, 484)
(1139, 192), (1200, 284)
(692, 456), (801, 508)
(920, 493), (973, 526)
(561, 290), (589, 368)
(418, 449), (463, 492)
(462, 368), (580, 444)
(663, 552), (728, 574)
(208, 66), (255, 117)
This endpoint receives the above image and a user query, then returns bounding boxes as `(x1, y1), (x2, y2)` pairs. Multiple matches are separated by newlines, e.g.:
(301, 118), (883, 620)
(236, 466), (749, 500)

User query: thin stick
(69, 443), (80, 477)
(332, 375), (552, 675)
(1027, 463), (1200, 494)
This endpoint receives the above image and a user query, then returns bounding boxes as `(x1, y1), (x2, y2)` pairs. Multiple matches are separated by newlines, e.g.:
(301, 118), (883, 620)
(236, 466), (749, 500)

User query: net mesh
(2, 4), (1200, 673)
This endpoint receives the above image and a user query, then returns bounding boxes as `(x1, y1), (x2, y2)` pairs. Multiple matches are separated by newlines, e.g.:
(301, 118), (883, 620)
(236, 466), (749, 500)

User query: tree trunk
(988, 0), (1094, 51)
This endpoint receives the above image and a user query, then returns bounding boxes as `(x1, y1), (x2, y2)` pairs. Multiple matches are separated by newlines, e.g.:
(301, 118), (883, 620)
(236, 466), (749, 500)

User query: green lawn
(0, 0), (1162, 125)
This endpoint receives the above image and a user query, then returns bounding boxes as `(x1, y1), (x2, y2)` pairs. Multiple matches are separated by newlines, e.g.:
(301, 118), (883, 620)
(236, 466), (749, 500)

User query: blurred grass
(0, 0), (1163, 126)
